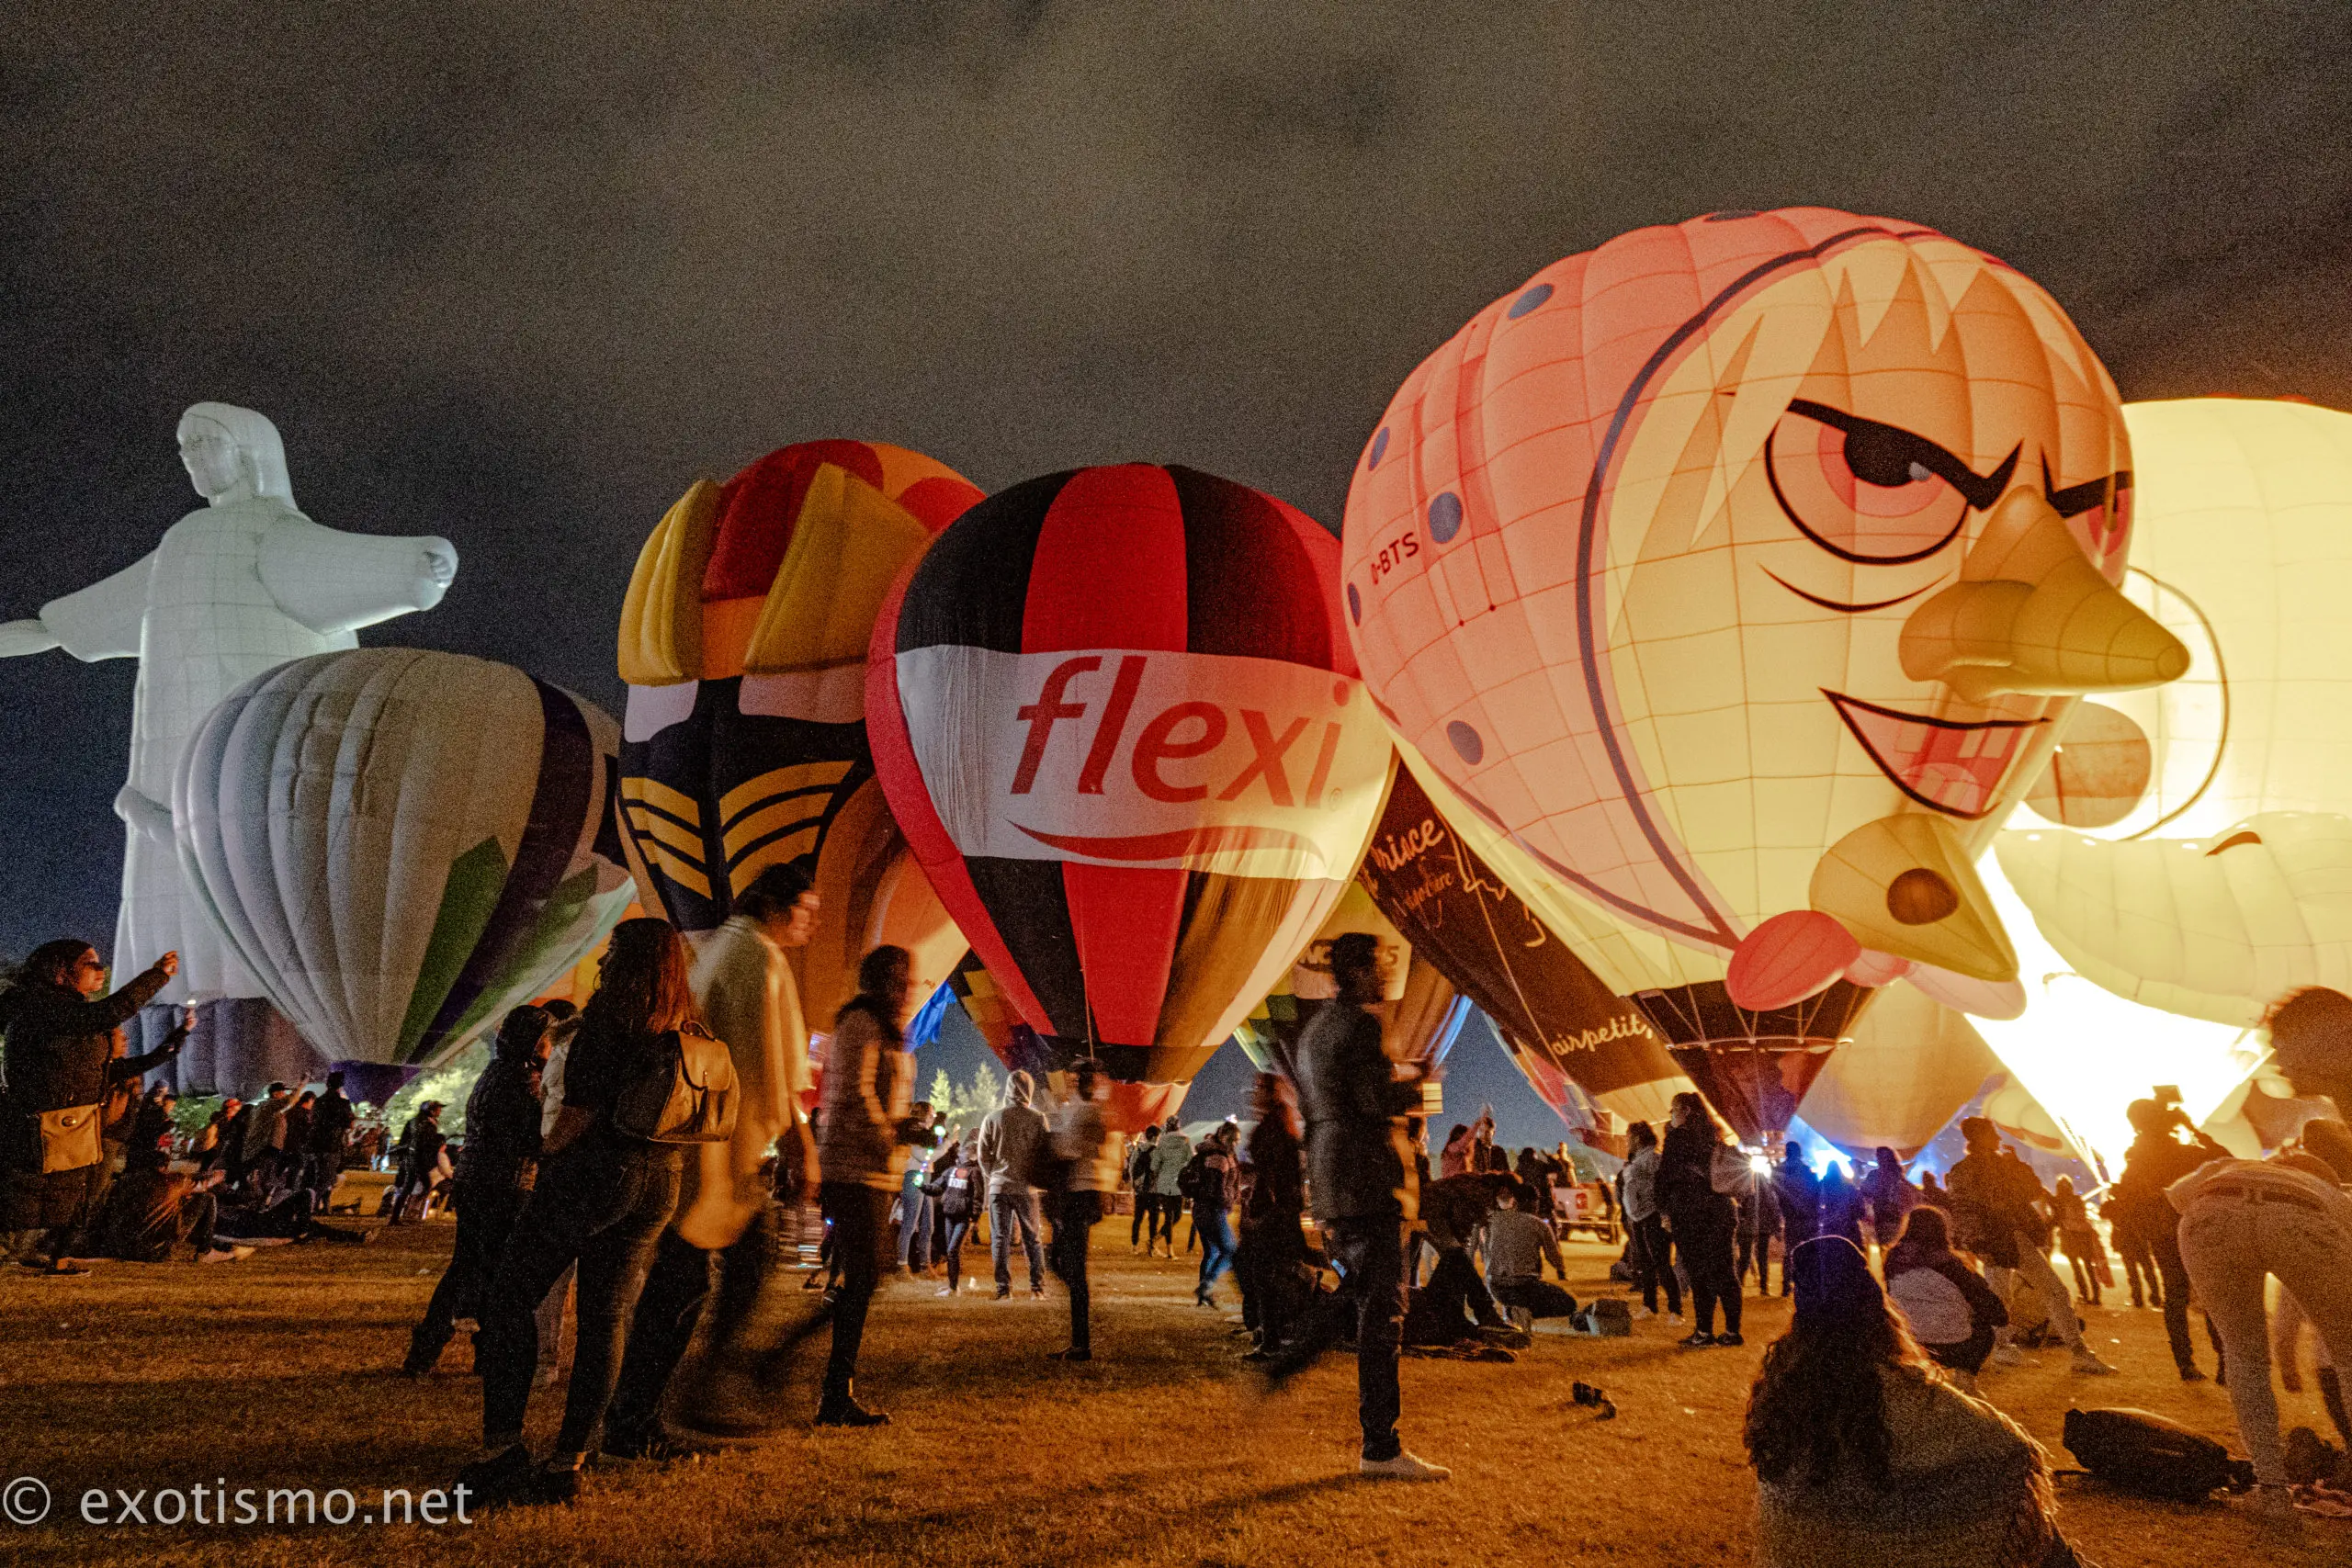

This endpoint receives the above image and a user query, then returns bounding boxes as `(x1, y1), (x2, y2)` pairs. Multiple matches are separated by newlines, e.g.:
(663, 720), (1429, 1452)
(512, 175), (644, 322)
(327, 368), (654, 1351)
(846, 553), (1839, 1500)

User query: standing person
(1747, 1236), (2090, 1567)
(1438, 1122), (1475, 1180)
(306, 1071), (356, 1201)
(0, 942), (181, 1273)
(2107, 1182), (2162, 1311)
(934, 1134), (986, 1296)
(1657, 1092), (1744, 1348)
(279, 1090), (316, 1190)
(1622, 1122), (1681, 1322)
(895, 1105), (938, 1277)
(1859, 1147), (1915, 1258)
(1883, 1207), (2009, 1393)
(1945, 1118), (2114, 1376)
(1147, 1116), (1193, 1259)
(461, 919), (702, 1506)
(204, 1097), (246, 1179)
(1738, 1157), (1781, 1297)
(2050, 1178), (2104, 1307)
(1774, 1142), (1822, 1299)
(761, 945), (935, 1426)
(2167, 1141), (2352, 1520)
(2115, 1097), (2229, 1381)
(606, 863), (820, 1450)
(1264, 932), (1448, 1481)
(1815, 1163), (1867, 1250)
(242, 1082), (294, 1197)
(1193, 1124), (1240, 1308)
(1125, 1124), (1160, 1251)
(1238, 1072), (1306, 1359)
(387, 1101), (447, 1224)
(976, 1071), (1048, 1300)
(1046, 1058), (1116, 1361)
(406, 1006), (549, 1377)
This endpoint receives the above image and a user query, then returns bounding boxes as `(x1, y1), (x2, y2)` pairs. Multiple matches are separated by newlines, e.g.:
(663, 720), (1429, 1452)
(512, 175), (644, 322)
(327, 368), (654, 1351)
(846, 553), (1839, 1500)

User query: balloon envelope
(175, 649), (636, 1066)
(871, 463), (1392, 1122)
(613, 439), (982, 1021)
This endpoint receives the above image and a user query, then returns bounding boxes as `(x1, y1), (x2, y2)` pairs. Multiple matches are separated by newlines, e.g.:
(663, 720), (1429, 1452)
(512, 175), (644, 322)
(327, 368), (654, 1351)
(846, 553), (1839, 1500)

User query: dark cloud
(3, 1), (2348, 954)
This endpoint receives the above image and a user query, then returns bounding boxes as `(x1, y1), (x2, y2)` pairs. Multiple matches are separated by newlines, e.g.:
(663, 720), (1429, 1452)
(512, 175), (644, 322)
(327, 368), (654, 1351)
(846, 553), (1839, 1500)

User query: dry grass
(0, 1217), (2340, 1566)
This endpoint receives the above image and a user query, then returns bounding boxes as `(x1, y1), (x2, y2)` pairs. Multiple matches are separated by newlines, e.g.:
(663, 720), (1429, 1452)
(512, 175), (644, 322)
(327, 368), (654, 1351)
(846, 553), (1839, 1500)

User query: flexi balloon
(870, 464), (1392, 1129)
(1230, 882), (1473, 1080)
(1352, 759), (1688, 1127)
(1997, 400), (2352, 1027)
(175, 649), (636, 1067)
(613, 439), (982, 1023)
(1341, 208), (2184, 1039)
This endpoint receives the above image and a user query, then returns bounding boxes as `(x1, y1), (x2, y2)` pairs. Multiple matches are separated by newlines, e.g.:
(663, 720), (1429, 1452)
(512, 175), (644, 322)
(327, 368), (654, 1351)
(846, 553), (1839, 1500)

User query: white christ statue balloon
(0, 402), (458, 1005)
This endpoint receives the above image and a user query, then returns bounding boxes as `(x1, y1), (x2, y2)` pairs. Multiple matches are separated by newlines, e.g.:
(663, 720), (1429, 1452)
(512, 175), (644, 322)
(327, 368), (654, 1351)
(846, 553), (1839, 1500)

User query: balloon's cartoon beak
(1899, 487), (2188, 703)
(1811, 812), (2018, 983)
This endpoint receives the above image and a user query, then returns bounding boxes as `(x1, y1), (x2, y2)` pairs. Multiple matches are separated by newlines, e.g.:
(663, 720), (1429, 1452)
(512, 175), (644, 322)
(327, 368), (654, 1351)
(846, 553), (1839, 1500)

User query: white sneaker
(1992, 1344), (2024, 1368)
(2071, 1347), (2118, 1376)
(1669, 1313), (1685, 1327)
(934, 1286), (956, 1297)
(1360, 1450), (1452, 1482)
(198, 1245), (254, 1264)
(1628, 1304), (1654, 1320)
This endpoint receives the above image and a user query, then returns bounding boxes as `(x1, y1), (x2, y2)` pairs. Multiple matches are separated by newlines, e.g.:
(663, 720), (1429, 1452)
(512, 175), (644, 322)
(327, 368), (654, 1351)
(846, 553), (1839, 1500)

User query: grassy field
(0, 1216), (2340, 1566)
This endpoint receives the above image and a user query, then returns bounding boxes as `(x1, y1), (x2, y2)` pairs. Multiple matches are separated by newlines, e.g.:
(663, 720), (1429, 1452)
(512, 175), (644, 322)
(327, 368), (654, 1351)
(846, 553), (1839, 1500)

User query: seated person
(94, 1136), (248, 1264)
(1485, 1181), (1577, 1322)
(1404, 1173), (1514, 1346)
(1883, 1207), (2007, 1391)
(217, 1184), (376, 1247)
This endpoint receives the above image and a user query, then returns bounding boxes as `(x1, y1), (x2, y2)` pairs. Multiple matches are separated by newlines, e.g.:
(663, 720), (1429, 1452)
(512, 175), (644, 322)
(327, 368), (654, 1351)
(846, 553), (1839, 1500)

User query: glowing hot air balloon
(614, 439), (982, 1024)
(1340, 208), (2187, 1129)
(175, 649), (637, 1068)
(1229, 882), (1473, 1081)
(870, 464), (1394, 1130)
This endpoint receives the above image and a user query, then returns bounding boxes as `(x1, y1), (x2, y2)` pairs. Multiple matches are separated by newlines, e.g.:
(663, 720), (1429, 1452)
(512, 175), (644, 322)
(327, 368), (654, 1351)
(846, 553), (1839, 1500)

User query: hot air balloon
(175, 649), (636, 1070)
(1229, 883), (1472, 1081)
(1793, 986), (2001, 1158)
(613, 439), (982, 1025)
(1340, 208), (2187, 1133)
(870, 464), (1395, 1130)
(1352, 759), (1689, 1128)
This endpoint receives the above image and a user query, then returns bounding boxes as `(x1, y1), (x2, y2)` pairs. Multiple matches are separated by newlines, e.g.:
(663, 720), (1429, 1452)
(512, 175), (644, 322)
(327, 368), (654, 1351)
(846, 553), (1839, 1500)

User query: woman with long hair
(1657, 1091), (1742, 1347)
(462, 919), (701, 1506)
(1747, 1236), (2088, 1567)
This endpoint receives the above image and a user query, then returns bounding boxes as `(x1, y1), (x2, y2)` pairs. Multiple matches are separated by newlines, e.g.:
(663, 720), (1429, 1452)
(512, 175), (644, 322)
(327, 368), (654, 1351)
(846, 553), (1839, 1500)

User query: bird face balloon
(1342, 209), (2186, 1013)
(614, 439), (982, 1023)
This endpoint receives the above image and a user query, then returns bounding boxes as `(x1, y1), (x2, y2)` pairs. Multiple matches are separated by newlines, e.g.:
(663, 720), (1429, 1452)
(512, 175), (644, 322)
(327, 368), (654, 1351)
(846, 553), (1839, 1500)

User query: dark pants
(1672, 1203), (1742, 1337)
(1277, 1216), (1407, 1462)
(779, 1182), (891, 1405)
(990, 1191), (1044, 1293)
(1240, 1214), (1306, 1348)
(2117, 1234), (2160, 1308)
(2150, 1226), (2199, 1374)
(1632, 1213), (1680, 1314)
(1491, 1277), (1578, 1319)
(1738, 1220), (1777, 1295)
(1129, 1188), (1149, 1247)
(1195, 1203), (1236, 1301)
(1926, 1325), (1997, 1376)
(943, 1217), (974, 1288)
(1050, 1190), (1102, 1352)
(1410, 1245), (1504, 1341)
(602, 1229), (714, 1445)
(477, 1144), (682, 1456)
(1146, 1193), (1178, 1247)
(412, 1182), (525, 1370)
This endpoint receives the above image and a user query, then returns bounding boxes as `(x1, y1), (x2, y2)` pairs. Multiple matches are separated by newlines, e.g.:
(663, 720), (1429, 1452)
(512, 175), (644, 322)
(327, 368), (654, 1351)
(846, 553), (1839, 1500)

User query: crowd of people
(7, 907), (2352, 1547)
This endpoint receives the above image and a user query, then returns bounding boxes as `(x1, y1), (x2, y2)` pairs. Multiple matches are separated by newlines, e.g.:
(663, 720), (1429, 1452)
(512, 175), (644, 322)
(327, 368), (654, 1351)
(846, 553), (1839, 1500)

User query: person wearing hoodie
(1946, 1117), (2114, 1377)
(1883, 1207), (2009, 1392)
(977, 1070), (1048, 1301)
(1148, 1118), (1193, 1260)
(1621, 1121), (1680, 1322)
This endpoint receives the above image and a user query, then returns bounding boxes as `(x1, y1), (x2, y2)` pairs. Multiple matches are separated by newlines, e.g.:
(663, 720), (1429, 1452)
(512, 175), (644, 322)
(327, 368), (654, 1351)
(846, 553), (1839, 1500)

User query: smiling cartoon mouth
(1825, 691), (2046, 819)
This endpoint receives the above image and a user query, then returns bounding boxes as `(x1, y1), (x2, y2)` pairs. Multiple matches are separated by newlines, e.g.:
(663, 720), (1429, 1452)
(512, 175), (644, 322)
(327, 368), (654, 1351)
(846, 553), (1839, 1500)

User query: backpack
(1570, 1299), (1633, 1337)
(1178, 1150), (1211, 1202)
(1709, 1141), (1752, 1197)
(611, 1026), (740, 1145)
(2063, 1407), (2253, 1502)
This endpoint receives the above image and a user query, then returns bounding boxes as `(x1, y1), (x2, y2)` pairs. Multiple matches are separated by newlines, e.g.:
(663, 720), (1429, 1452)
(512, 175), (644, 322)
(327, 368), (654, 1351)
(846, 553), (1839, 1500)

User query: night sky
(5, 6), (2348, 1145)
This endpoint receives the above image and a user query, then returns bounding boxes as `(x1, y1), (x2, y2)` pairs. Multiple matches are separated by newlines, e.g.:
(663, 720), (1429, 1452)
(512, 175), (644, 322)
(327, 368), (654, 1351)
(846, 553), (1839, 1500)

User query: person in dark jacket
(387, 1101), (448, 1224)
(1193, 1123), (1241, 1307)
(933, 1134), (986, 1295)
(406, 1005), (551, 1376)
(305, 1071), (357, 1198)
(1, 941), (181, 1273)
(1126, 1123), (1160, 1251)
(2115, 1096), (2230, 1380)
(462, 919), (701, 1506)
(1263, 932), (1448, 1482)
(1815, 1163), (1867, 1250)
(1237, 1072), (1306, 1359)
(1882, 1206), (2007, 1389)
(1946, 1118), (2114, 1376)
(1773, 1141), (1822, 1267)
(280, 1090), (316, 1191)
(1657, 1092), (1744, 1348)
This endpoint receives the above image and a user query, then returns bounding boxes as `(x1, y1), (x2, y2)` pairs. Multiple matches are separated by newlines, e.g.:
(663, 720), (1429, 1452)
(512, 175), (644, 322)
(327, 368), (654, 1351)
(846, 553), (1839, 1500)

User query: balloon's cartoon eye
(2043, 456), (2133, 566)
(1766, 401), (2014, 567)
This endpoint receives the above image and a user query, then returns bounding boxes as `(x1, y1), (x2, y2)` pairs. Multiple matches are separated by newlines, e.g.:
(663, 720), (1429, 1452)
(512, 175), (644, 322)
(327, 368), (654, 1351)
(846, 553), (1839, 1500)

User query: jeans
(1050, 1190), (1102, 1352)
(990, 1191), (1044, 1293)
(943, 1217), (974, 1289)
(412, 1182), (525, 1370)
(781, 1182), (892, 1404)
(477, 1142), (683, 1458)
(1491, 1278), (1578, 1319)
(1276, 1217), (1407, 1461)
(1671, 1202), (1741, 1337)
(1195, 1203), (1237, 1301)
(2147, 1225), (2199, 1373)
(1631, 1213), (1680, 1315)
(898, 1190), (933, 1271)
(2177, 1182), (2352, 1486)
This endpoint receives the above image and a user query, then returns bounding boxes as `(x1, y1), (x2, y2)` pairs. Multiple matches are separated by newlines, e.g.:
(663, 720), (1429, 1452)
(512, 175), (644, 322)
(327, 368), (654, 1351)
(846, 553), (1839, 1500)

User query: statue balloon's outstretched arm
(258, 516), (457, 634)
(0, 552), (157, 660)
